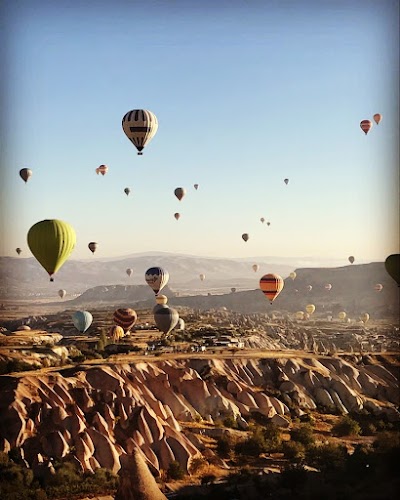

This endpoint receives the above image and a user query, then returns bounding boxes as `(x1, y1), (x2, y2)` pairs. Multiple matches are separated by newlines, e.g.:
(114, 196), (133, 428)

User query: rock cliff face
(0, 357), (398, 477)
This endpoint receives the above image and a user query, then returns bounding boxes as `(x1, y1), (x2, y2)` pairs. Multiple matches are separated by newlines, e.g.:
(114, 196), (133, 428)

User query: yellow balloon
(305, 304), (315, 315)
(338, 311), (347, 320)
(290, 272), (296, 280)
(156, 295), (168, 305)
(296, 311), (304, 320)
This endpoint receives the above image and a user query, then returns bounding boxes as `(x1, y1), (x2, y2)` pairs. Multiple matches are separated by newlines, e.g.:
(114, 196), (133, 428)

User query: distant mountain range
(0, 252), (386, 302)
(39, 262), (399, 320)
(0, 252), (318, 299)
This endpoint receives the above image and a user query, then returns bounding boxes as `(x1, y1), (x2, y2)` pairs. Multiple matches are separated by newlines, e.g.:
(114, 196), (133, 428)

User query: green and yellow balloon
(27, 219), (76, 281)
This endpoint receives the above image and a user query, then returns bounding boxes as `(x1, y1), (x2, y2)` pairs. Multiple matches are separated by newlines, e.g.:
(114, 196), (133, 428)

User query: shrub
(216, 436), (232, 458)
(332, 416), (361, 437)
(167, 460), (185, 480)
(280, 464), (307, 490)
(306, 443), (348, 472)
(222, 416), (238, 429)
(282, 440), (306, 462)
(290, 424), (315, 448)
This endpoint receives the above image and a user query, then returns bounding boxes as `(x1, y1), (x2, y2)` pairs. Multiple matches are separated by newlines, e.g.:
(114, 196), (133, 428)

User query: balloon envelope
(174, 213), (180, 220)
(259, 274), (284, 304)
(122, 109), (158, 155)
(296, 311), (304, 320)
(338, 311), (347, 320)
(97, 165), (108, 176)
(348, 256), (355, 264)
(124, 187), (131, 196)
(113, 308), (137, 332)
(27, 219), (76, 281)
(260, 218), (265, 223)
(360, 312), (370, 323)
(360, 120), (372, 135)
(199, 273), (206, 281)
(373, 113), (382, 125)
(126, 268), (133, 277)
(145, 267), (169, 295)
(384, 254), (400, 286)
(174, 187), (186, 201)
(109, 325), (124, 342)
(231, 287), (236, 293)
(252, 264), (259, 272)
(19, 168), (32, 183)
(242, 233), (249, 242)
(154, 306), (179, 335)
(194, 184), (199, 190)
(155, 294), (168, 305)
(88, 242), (98, 254)
(16, 248), (22, 255)
(374, 283), (383, 292)
(58, 289), (66, 299)
(284, 178), (289, 185)
(289, 272), (296, 280)
(305, 304), (315, 315)
(72, 311), (93, 333)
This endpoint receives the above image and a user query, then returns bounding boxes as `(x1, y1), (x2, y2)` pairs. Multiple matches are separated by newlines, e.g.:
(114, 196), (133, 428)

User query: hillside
(65, 262), (398, 319)
(0, 254), (296, 299)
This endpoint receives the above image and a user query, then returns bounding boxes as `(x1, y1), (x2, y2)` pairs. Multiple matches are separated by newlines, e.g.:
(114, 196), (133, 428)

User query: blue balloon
(72, 310), (93, 333)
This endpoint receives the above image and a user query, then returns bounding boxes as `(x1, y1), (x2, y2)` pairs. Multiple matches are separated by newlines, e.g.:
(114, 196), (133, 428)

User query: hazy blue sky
(1, 0), (399, 263)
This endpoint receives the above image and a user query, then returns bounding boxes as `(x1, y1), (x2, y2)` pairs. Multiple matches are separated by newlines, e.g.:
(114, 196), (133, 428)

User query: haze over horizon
(1, 0), (398, 266)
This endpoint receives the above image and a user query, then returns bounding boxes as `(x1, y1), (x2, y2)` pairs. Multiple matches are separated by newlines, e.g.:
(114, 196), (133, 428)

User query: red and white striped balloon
(360, 120), (373, 135)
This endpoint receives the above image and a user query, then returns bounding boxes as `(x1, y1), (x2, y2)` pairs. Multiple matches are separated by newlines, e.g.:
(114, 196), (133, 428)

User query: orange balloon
(373, 113), (382, 125)
(259, 274), (284, 304)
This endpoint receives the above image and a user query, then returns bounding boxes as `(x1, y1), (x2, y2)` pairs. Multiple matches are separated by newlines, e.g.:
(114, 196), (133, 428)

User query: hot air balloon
(194, 184), (199, 190)
(72, 311), (93, 333)
(154, 306), (179, 335)
(174, 187), (186, 201)
(267, 222), (271, 226)
(348, 256), (355, 264)
(27, 219), (76, 282)
(88, 242), (98, 254)
(260, 218), (265, 223)
(124, 187), (131, 196)
(122, 109), (158, 155)
(145, 267), (169, 295)
(374, 283), (383, 292)
(252, 264), (259, 272)
(284, 178), (289, 185)
(325, 283), (332, 291)
(97, 165), (108, 176)
(113, 308), (137, 332)
(305, 304), (316, 315)
(19, 168), (32, 183)
(360, 120), (373, 135)
(242, 233), (249, 242)
(174, 213), (181, 220)
(231, 287), (237, 293)
(384, 254), (400, 286)
(259, 274), (284, 304)
(16, 248), (22, 255)
(199, 273), (206, 281)
(360, 312), (370, 324)
(296, 311), (304, 320)
(306, 285), (313, 292)
(109, 325), (124, 342)
(373, 113), (382, 125)
(175, 318), (185, 331)
(58, 289), (66, 299)
(338, 311), (347, 320)
(156, 295), (168, 305)
(289, 272), (296, 280)
(126, 268), (133, 277)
